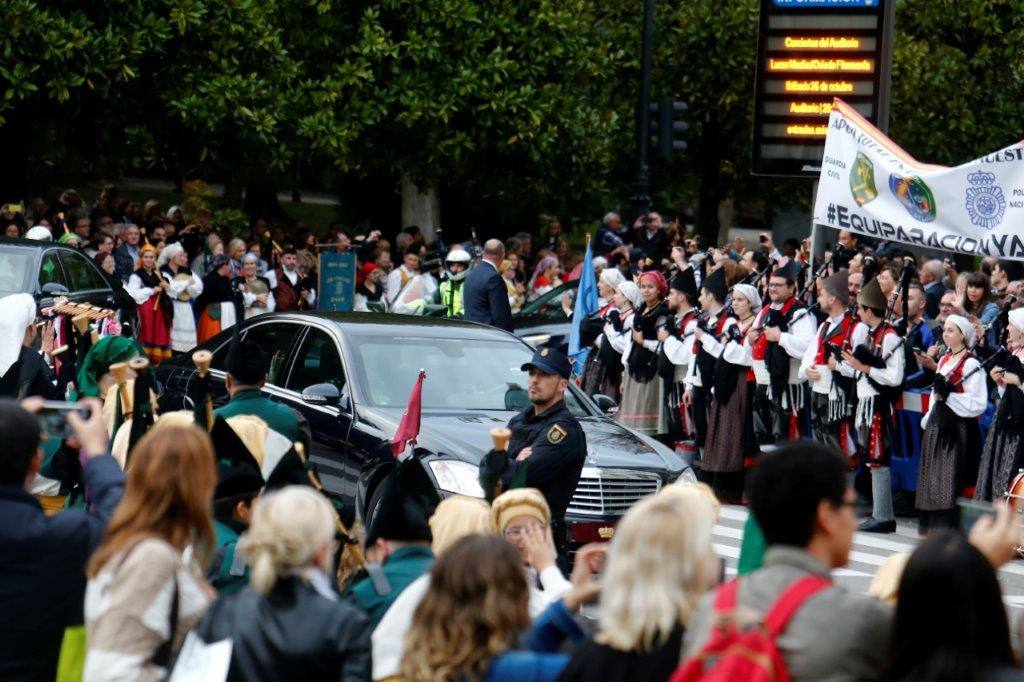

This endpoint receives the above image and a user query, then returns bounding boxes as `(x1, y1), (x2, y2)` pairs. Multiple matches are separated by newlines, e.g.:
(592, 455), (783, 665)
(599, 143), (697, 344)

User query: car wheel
(364, 477), (390, 533)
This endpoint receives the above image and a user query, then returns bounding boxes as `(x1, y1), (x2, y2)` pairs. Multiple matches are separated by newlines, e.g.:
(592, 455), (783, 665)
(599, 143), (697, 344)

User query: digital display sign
(751, 0), (894, 176)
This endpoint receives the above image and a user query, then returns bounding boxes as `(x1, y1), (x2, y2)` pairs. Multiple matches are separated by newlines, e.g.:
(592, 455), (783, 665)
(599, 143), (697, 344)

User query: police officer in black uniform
(499, 347), (587, 553)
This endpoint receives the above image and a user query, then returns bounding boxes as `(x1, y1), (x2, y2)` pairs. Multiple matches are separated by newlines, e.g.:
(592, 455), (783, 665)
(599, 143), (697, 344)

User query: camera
(38, 401), (91, 440)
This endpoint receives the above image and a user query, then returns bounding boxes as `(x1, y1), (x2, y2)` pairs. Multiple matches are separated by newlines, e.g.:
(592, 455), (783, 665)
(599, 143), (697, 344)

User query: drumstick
(490, 427), (512, 453)
(192, 350), (214, 428)
(109, 362), (133, 418)
(71, 314), (90, 337)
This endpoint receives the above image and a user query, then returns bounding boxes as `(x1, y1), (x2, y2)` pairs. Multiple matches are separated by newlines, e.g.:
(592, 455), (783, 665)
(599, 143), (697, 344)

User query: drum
(1005, 469), (1024, 512)
(174, 272), (194, 302)
(1003, 469), (1024, 557)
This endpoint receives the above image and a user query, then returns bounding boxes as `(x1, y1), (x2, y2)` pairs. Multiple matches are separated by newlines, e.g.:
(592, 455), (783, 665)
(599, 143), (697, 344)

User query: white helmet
(445, 248), (472, 281)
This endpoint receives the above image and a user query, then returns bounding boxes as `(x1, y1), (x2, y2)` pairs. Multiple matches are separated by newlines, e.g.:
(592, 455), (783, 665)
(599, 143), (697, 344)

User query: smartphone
(37, 401), (91, 440)
(6, 203), (23, 213)
(958, 498), (996, 536)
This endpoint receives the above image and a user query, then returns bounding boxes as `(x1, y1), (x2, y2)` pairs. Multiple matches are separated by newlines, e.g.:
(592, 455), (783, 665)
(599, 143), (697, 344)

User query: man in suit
(919, 259), (947, 320)
(463, 239), (513, 331)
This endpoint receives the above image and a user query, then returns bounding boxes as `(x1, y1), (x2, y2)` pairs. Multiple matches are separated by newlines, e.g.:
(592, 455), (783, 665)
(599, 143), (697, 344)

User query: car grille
(567, 467), (662, 516)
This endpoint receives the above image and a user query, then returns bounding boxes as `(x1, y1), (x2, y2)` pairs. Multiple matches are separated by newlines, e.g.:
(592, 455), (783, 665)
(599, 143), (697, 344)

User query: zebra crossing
(714, 504), (1024, 619)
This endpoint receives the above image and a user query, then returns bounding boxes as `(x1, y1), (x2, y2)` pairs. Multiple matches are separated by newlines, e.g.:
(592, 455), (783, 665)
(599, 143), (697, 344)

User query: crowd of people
(5, 186), (1024, 680)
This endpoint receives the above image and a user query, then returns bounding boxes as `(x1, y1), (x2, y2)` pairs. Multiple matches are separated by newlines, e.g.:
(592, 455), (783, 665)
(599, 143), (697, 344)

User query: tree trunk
(401, 175), (440, 243)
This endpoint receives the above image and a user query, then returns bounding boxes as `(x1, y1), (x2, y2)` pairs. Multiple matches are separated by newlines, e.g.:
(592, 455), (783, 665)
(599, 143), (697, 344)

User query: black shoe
(858, 518), (896, 534)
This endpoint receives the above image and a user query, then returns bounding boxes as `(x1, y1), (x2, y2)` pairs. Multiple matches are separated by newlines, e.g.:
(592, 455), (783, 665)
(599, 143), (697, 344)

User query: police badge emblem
(889, 173), (937, 223)
(547, 424), (567, 444)
(849, 152), (878, 206)
(965, 170), (1006, 230)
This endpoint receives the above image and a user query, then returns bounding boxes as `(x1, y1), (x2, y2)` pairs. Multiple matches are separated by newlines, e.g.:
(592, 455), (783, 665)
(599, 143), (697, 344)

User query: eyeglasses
(503, 523), (546, 539)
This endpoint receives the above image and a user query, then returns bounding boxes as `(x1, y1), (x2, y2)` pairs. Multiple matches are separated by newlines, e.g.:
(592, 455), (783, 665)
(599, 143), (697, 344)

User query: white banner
(813, 99), (1024, 260)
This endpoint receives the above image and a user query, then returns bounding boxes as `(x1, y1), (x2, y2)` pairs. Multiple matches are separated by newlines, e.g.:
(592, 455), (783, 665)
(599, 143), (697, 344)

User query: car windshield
(348, 333), (590, 415)
(0, 249), (33, 296)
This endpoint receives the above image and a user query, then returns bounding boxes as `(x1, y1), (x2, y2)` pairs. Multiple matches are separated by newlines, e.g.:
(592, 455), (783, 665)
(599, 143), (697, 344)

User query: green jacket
(215, 389), (303, 444)
(347, 545), (433, 629)
(208, 518), (249, 595)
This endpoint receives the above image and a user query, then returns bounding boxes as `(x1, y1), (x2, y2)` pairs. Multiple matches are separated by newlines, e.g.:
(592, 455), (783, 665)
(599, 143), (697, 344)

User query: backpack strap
(763, 575), (831, 638)
(712, 578), (741, 613)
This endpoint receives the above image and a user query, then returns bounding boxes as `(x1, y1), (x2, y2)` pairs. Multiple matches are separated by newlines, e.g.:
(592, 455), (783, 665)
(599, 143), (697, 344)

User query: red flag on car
(392, 369), (426, 459)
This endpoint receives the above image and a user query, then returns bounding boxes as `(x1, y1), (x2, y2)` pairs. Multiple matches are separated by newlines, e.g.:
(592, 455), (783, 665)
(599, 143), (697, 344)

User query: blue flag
(568, 236), (600, 378)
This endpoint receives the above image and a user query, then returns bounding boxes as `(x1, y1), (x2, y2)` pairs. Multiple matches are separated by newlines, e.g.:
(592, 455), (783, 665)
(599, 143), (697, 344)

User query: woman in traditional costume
(156, 242), (202, 354)
(125, 244), (172, 364)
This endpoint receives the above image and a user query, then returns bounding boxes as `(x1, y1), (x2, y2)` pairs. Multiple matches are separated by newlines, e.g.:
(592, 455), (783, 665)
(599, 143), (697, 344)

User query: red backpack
(670, 575), (831, 682)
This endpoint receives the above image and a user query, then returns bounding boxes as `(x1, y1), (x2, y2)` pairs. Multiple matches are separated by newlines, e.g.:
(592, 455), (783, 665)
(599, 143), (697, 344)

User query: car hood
(356, 406), (683, 473)
(512, 314), (570, 333)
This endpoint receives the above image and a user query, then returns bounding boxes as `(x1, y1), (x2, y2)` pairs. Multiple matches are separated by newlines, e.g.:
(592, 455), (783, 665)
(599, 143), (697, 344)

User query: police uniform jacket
(503, 399), (587, 525)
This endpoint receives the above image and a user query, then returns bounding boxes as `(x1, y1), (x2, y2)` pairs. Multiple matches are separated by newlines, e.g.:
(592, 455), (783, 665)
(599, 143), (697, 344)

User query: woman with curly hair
(401, 534), (600, 682)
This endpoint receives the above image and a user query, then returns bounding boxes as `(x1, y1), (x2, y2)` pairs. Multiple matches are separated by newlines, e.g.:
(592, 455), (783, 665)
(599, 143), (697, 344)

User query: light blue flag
(568, 236), (600, 378)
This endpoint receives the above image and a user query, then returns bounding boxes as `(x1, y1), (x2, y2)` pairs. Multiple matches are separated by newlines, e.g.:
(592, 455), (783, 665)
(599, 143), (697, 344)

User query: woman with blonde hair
(559, 488), (721, 681)
(84, 425), (218, 681)
(372, 496), (498, 680)
(401, 534), (599, 682)
(193, 486), (372, 681)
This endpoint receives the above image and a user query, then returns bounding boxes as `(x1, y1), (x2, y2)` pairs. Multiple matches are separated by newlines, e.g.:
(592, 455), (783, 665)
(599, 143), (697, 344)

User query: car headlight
(522, 333), (552, 347)
(428, 460), (485, 498)
(673, 466), (699, 485)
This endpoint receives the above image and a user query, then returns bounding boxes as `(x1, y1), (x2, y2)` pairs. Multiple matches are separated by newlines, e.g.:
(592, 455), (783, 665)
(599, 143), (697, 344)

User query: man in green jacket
(346, 462), (437, 629)
(214, 336), (304, 445)
(207, 434), (264, 595)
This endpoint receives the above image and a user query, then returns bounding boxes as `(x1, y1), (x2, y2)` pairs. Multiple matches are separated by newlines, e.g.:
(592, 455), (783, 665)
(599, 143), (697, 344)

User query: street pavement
(715, 504), (1024, 625)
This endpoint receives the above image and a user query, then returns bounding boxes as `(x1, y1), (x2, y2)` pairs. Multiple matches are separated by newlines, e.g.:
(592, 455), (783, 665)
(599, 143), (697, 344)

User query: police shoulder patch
(547, 423), (567, 444)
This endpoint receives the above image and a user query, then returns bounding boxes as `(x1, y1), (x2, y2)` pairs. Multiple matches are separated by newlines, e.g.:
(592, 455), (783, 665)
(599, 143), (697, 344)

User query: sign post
(751, 0), (896, 178)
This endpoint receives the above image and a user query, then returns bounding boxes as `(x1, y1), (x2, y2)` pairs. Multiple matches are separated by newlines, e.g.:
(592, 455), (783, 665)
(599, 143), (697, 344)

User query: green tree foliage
(2, 0), (1023, 235)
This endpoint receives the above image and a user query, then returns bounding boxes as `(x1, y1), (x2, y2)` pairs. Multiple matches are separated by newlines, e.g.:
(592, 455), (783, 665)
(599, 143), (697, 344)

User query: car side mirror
(301, 383), (341, 407)
(40, 282), (69, 296)
(593, 393), (618, 415)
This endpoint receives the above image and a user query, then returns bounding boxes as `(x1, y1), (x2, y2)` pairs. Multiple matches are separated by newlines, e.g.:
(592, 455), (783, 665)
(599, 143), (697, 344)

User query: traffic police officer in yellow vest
(438, 247), (471, 317)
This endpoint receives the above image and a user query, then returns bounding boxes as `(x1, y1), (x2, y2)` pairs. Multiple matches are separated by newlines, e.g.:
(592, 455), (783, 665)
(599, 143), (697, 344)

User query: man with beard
(747, 260), (815, 448)
(483, 347), (586, 556)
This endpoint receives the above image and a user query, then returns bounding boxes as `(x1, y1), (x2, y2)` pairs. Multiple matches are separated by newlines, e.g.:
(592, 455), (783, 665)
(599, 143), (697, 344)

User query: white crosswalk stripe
(715, 504), (1024, 616)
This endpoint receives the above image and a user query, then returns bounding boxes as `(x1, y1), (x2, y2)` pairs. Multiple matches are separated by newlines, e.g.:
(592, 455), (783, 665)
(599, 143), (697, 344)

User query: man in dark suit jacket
(463, 239), (513, 332)
(0, 399), (125, 682)
(919, 259), (947, 320)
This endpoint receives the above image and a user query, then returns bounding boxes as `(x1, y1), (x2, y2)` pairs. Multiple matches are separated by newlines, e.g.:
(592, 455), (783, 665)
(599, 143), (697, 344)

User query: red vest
(937, 351), (972, 393)
(751, 297), (799, 361)
(813, 314), (856, 365)
(679, 309), (698, 335)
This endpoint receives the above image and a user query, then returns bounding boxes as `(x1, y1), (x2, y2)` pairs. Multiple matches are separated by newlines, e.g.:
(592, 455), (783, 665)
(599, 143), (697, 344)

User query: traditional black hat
(820, 269), (850, 306)
(670, 267), (698, 299)
(857, 276), (887, 312)
(225, 337), (269, 385)
(701, 267), (728, 303)
(521, 347), (572, 380)
(773, 259), (800, 284)
(210, 416), (265, 500)
(364, 459), (439, 547)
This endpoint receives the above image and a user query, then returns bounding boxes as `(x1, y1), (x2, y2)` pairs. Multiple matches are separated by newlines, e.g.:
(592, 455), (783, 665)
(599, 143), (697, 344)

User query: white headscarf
(617, 281), (642, 310)
(946, 314), (976, 349)
(600, 267), (625, 291)
(1009, 307), (1024, 335)
(25, 225), (52, 241)
(0, 294), (36, 376)
(731, 283), (762, 312)
(156, 242), (184, 269)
